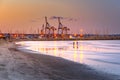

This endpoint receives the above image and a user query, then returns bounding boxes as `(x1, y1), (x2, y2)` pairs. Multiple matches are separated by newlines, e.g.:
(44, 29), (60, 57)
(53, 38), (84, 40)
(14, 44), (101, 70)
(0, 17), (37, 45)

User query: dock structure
(50, 26), (56, 38)
(63, 26), (70, 38)
(0, 17), (120, 40)
(40, 24), (44, 35)
(44, 16), (51, 38)
(41, 16), (70, 39)
(58, 17), (64, 36)
(57, 17), (70, 38)
(0, 30), (4, 39)
(44, 17), (56, 38)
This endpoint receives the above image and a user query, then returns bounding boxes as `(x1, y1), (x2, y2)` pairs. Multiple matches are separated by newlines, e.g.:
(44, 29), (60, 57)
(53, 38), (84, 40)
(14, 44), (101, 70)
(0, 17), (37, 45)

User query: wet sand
(0, 42), (117, 80)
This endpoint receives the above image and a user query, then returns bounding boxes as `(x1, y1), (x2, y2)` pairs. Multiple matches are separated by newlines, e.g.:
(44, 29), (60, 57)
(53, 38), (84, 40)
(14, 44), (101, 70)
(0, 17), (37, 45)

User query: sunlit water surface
(16, 40), (120, 76)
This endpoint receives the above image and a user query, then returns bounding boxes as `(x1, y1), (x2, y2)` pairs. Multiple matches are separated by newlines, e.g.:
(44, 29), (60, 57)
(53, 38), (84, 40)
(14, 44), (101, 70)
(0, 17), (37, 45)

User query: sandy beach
(0, 41), (117, 80)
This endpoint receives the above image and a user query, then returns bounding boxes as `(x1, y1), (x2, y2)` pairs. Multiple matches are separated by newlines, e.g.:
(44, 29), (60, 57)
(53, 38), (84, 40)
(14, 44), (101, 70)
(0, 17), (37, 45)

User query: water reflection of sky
(16, 40), (120, 77)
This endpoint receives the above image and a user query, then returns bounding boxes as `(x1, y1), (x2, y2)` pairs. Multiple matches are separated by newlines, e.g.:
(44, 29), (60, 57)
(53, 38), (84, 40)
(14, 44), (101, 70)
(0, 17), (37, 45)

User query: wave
(88, 58), (120, 65)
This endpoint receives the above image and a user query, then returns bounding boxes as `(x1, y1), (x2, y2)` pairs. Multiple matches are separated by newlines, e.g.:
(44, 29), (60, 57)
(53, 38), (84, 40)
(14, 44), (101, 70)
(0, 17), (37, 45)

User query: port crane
(63, 27), (70, 35)
(50, 26), (56, 38)
(40, 24), (44, 35)
(45, 17), (51, 37)
(58, 17), (64, 35)
(57, 17), (70, 38)
(44, 16), (56, 38)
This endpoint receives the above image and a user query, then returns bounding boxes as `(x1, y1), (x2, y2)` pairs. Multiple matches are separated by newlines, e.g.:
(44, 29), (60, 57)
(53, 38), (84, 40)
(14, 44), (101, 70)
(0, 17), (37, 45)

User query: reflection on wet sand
(73, 41), (78, 62)
(29, 41), (84, 64)
(73, 42), (84, 63)
(73, 48), (77, 62)
(53, 41), (57, 56)
(80, 44), (84, 63)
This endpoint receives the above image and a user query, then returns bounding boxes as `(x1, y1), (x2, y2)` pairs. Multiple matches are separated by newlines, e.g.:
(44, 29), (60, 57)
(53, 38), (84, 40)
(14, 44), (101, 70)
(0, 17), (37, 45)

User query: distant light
(69, 35), (72, 39)
(74, 33), (77, 37)
(80, 34), (83, 37)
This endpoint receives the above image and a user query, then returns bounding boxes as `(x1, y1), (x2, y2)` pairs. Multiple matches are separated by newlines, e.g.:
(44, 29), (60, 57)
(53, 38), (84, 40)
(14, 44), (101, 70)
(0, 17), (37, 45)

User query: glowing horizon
(0, 0), (120, 34)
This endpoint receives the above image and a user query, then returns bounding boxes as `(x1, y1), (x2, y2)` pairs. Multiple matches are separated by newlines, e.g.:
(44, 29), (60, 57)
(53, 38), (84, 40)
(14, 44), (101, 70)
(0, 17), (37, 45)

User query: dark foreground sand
(0, 42), (118, 80)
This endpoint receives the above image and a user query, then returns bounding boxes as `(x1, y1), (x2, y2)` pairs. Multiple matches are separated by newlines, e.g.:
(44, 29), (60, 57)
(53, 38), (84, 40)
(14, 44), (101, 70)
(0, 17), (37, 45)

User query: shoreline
(0, 42), (118, 80)
(0, 38), (120, 44)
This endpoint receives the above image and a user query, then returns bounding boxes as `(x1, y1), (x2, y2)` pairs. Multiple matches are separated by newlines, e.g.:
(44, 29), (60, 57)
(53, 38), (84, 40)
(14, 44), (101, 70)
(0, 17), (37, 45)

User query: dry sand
(0, 41), (117, 80)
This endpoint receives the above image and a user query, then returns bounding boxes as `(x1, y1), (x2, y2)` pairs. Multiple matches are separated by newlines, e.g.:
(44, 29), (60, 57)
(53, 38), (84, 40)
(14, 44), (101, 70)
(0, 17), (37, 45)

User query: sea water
(16, 40), (120, 76)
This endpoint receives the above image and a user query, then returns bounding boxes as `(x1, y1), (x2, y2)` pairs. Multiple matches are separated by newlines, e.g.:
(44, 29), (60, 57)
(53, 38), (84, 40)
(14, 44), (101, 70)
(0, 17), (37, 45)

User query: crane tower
(45, 17), (51, 37)
(58, 17), (64, 35)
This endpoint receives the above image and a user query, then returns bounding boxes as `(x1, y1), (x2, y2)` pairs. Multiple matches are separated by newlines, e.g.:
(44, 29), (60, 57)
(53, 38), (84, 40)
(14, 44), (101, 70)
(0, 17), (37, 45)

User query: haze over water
(16, 40), (120, 77)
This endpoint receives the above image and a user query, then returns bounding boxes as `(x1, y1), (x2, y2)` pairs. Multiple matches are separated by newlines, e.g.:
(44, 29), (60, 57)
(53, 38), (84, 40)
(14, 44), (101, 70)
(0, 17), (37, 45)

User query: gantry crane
(45, 17), (51, 37)
(63, 27), (70, 35)
(41, 24), (44, 35)
(50, 26), (56, 38)
(45, 16), (56, 38)
(57, 17), (70, 38)
(58, 17), (64, 35)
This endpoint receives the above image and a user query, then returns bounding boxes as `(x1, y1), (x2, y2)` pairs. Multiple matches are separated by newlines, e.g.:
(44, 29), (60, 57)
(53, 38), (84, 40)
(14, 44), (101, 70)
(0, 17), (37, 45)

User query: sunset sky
(0, 0), (120, 34)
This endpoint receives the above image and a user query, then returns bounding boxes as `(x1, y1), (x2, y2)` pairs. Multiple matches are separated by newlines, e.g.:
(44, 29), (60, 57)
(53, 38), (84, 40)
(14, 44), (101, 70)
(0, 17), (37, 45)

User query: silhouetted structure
(58, 17), (64, 35)
(45, 17), (51, 38)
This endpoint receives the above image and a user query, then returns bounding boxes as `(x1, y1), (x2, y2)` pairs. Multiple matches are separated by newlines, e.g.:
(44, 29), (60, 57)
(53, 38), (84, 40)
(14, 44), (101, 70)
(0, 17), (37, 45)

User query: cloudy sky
(0, 0), (120, 34)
